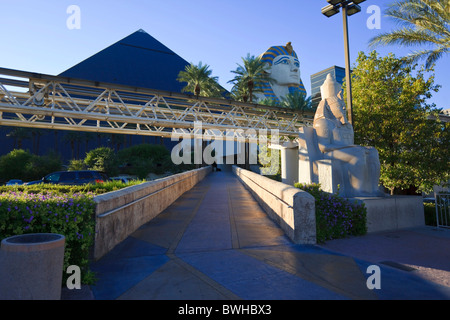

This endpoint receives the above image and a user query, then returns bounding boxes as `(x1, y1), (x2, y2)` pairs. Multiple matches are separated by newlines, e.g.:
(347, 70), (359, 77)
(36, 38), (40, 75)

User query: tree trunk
(71, 141), (75, 159)
(248, 80), (254, 103)
(54, 131), (58, 153)
(195, 84), (201, 97)
(32, 131), (36, 154)
(36, 134), (40, 155)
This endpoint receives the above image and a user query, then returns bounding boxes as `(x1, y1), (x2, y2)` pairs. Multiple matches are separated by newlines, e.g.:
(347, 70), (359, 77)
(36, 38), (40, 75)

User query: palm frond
(229, 54), (272, 102)
(369, 0), (450, 67)
(280, 91), (313, 113)
(176, 62), (223, 97)
(405, 46), (449, 68)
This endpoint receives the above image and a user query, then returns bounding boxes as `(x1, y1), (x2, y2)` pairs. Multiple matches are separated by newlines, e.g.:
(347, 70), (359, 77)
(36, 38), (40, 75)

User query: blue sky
(1, 0), (448, 109)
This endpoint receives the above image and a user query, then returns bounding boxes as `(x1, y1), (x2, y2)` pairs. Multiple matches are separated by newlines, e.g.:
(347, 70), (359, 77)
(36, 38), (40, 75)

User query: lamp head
(321, 4), (340, 17)
(347, 3), (362, 16)
(327, 0), (344, 5)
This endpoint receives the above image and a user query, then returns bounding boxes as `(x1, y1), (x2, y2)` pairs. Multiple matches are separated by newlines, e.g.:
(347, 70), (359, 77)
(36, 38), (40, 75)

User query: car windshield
(45, 173), (61, 182)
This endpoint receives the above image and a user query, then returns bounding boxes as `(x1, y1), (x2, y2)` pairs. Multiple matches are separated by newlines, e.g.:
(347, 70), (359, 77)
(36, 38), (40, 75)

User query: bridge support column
(273, 141), (299, 186)
(281, 142), (299, 186)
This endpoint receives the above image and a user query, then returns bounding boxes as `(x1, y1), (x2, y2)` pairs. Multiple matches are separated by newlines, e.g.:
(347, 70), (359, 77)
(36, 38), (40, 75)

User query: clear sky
(0, 0), (448, 109)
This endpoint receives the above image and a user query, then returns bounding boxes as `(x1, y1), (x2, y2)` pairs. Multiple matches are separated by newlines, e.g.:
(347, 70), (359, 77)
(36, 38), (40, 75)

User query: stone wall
(354, 196), (425, 233)
(232, 166), (316, 244)
(93, 166), (211, 260)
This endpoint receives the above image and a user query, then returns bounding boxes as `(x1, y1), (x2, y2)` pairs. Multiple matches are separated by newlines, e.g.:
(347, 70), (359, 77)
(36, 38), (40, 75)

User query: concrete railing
(232, 166), (316, 244)
(93, 166), (211, 260)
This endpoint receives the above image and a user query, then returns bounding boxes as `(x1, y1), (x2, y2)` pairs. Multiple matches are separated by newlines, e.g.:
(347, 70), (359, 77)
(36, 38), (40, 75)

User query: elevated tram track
(0, 67), (315, 142)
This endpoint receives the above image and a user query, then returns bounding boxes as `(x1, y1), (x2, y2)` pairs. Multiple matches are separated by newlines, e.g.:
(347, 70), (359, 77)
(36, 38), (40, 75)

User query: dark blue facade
(1, 29), (196, 161)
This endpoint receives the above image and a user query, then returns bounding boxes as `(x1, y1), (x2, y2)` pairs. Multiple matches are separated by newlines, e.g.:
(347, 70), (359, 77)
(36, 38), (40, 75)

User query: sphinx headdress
(256, 43), (306, 102)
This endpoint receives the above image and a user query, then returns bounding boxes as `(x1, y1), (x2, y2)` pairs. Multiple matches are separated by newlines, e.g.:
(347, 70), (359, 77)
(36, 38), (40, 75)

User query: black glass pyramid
(59, 29), (190, 93)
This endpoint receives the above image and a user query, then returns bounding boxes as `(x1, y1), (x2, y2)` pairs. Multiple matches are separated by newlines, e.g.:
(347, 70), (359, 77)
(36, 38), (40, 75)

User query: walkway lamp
(321, 0), (365, 127)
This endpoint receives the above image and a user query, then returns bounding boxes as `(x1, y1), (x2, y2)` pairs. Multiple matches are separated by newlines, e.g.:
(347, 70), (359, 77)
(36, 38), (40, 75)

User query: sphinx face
(270, 55), (300, 86)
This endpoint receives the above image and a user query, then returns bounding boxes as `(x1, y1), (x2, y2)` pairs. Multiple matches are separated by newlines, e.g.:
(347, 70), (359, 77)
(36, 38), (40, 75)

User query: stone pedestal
(280, 141), (299, 186)
(298, 127), (323, 186)
(350, 196), (425, 233)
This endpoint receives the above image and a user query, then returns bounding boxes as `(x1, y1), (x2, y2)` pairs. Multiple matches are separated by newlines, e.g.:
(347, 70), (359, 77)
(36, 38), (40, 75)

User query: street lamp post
(321, 0), (365, 127)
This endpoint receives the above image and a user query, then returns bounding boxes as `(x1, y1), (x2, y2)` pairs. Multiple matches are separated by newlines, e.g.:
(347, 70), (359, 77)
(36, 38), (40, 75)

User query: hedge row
(0, 179), (144, 195)
(0, 190), (96, 284)
(0, 180), (145, 285)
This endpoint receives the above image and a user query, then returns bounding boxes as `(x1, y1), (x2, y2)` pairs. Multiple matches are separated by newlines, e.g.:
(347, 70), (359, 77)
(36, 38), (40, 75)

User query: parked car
(24, 170), (108, 186)
(110, 175), (136, 183)
(6, 179), (23, 186)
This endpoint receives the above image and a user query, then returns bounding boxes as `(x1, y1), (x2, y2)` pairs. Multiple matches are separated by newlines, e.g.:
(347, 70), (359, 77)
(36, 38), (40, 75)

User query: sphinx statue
(254, 42), (307, 103)
(298, 73), (381, 197)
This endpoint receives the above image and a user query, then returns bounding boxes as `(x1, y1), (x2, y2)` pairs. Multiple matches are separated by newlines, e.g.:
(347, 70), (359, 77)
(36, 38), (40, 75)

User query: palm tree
(258, 98), (280, 107)
(369, 0), (450, 69)
(280, 91), (314, 115)
(229, 79), (251, 102)
(30, 128), (45, 155)
(63, 132), (84, 159)
(177, 62), (223, 97)
(6, 127), (30, 149)
(83, 132), (95, 154)
(228, 54), (269, 103)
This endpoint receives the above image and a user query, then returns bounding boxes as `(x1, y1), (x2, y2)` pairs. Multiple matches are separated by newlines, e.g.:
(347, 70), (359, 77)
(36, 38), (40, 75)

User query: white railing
(436, 193), (450, 228)
(0, 67), (314, 141)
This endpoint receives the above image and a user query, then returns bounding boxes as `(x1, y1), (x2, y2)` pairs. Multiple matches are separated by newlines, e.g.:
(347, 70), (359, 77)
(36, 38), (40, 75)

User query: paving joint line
(227, 182), (241, 249)
(167, 185), (210, 254)
(167, 253), (241, 300)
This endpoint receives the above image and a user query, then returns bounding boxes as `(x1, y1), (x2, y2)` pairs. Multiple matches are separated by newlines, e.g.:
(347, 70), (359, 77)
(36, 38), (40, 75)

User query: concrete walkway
(74, 171), (450, 300)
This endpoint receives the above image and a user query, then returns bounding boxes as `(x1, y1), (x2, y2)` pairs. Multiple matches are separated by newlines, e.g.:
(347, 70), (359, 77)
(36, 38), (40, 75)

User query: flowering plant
(0, 191), (96, 284)
(295, 183), (367, 243)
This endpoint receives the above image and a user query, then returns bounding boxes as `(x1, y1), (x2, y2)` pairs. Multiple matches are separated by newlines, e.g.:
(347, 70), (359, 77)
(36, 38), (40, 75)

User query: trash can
(0, 233), (65, 300)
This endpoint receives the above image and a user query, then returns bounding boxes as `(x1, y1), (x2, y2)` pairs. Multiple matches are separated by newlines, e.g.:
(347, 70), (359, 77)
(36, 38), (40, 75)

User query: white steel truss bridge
(0, 67), (315, 142)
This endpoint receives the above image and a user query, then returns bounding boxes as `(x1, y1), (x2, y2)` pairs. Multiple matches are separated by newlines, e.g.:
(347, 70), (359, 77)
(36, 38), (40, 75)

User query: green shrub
(0, 149), (62, 184)
(0, 191), (96, 285)
(0, 179), (145, 285)
(68, 159), (87, 171)
(0, 149), (33, 182)
(26, 151), (63, 181)
(424, 202), (437, 226)
(0, 180), (144, 195)
(84, 147), (118, 176)
(117, 144), (173, 178)
(295, 183), (368, 243)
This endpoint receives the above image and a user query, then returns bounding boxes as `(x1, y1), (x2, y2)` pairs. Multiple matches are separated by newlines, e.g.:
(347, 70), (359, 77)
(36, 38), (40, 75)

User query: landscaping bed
(295, 183), (368, 243)
(0, 180), (143, 285)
